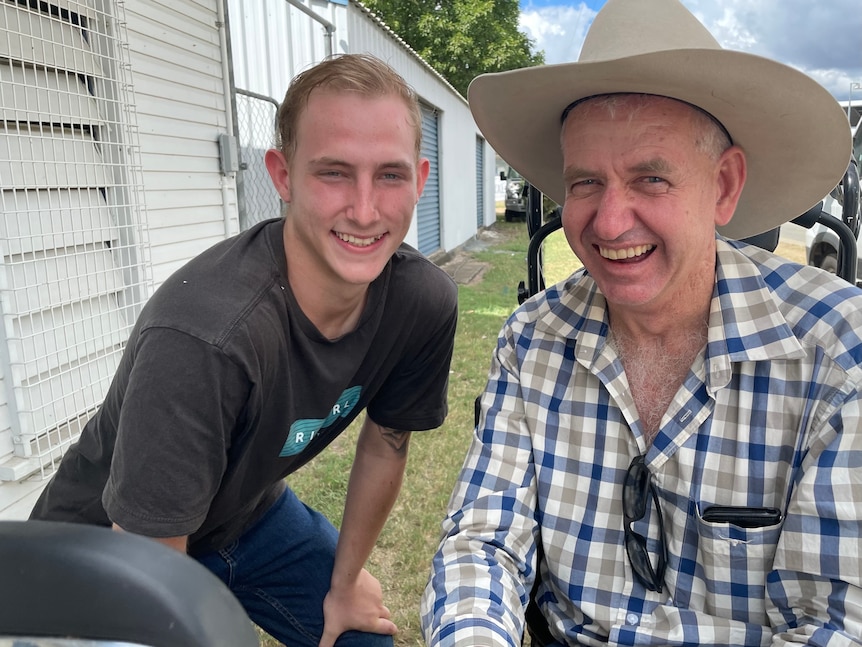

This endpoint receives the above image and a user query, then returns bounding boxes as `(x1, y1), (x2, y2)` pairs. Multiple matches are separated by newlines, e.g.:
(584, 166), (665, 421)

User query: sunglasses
(623, 454), (668, 593)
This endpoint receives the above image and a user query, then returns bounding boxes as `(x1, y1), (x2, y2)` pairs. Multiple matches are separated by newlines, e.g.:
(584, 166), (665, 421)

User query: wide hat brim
(469, 37), (851, 241)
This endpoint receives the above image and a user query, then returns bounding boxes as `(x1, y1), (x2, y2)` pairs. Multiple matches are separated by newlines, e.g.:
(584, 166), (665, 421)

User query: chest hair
(609, 328), (707, 445)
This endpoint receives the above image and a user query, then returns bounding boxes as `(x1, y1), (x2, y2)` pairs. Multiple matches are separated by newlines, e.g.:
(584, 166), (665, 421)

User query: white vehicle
(805, 127), (862, 283)
(500, 165), (528, 222)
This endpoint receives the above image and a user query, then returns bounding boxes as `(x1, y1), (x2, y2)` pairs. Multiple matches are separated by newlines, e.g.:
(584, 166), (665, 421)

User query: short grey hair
(561, 93), (732, 160)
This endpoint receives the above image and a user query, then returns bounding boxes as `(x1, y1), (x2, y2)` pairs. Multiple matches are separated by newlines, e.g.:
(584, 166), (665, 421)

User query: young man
(30, 53), (458, 647)
(422, 0), (860, 645)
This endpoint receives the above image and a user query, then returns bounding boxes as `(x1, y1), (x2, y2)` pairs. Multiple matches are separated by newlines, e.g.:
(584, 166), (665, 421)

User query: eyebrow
(309, 157), (414, 171)
(563, 157), (675, 185)
(562, 166), (596, 185)
(631, 158), (673, 175)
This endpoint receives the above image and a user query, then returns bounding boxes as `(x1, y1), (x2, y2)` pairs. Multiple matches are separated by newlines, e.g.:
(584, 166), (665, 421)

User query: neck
(609, 308), (708, 349)
(288, 271), (369, 340)
(282, 226), (371, 341)
(608, 268), (715, 346)
(608, 242), (718, 343)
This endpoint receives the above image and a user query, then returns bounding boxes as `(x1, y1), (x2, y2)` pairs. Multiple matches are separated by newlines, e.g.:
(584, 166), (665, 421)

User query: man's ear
(415, 157), (431, 199)
(265, 149), (292, 203)
(714, 145), (747, 227)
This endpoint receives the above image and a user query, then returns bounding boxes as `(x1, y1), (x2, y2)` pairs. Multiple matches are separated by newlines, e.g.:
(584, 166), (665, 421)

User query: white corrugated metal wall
(125, 0), (238, 287)
(0, 0), (237, 518)
(228, 0), (335, 98)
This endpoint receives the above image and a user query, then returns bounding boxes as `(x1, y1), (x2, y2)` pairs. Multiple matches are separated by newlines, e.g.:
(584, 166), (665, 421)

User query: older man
(421, 0), (859, 645)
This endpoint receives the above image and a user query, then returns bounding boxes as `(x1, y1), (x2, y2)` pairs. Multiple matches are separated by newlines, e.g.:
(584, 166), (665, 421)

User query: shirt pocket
(692, 506), (782, 625)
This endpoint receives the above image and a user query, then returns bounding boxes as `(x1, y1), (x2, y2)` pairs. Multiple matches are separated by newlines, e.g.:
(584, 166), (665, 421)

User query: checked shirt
(421, 237), (862, 646)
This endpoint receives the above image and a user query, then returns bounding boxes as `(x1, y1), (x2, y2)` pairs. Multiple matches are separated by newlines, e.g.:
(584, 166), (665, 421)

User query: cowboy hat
(468, 0), (851, 239)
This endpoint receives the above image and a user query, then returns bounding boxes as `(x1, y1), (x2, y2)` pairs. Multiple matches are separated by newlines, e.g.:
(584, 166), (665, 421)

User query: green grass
(539, 225), (582, 285)
(256, 217), (804, 645)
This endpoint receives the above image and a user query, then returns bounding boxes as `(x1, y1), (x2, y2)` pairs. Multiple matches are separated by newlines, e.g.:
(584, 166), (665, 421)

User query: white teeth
(599, 244), (655, 260)
(336, 232), (384, 247)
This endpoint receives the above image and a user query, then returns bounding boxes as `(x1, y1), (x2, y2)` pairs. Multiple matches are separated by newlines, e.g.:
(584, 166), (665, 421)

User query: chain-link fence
(235, 89), (282, 231)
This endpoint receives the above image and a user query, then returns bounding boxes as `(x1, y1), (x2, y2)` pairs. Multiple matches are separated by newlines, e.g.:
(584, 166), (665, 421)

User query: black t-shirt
(30, 219), (458, 555)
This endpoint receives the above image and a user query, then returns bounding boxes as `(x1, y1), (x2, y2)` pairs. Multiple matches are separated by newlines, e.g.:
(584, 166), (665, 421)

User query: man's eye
(569, 179), (597, 194)
(320, 170), (350, 181)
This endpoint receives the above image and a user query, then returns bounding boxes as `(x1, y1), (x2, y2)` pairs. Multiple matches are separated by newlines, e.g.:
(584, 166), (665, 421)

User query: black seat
(0, 520), (258, 647)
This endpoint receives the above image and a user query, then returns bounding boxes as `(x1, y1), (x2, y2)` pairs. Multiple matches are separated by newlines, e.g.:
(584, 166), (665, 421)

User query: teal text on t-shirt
(279, 385), (362, 457)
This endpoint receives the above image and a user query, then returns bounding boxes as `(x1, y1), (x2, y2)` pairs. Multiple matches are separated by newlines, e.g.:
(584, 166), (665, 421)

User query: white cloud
(519, 0), (862, 101)
(519, 3), (596, 66)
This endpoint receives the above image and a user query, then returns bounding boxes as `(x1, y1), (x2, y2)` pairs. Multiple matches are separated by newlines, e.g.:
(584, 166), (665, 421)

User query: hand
(318, 568), (397, 647)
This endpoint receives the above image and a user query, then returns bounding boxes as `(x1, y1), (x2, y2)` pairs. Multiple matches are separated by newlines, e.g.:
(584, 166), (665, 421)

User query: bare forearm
(331, 419), (409, 587)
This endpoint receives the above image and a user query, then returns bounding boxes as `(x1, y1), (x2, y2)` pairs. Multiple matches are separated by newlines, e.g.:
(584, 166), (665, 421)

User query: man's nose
(348, 178), (380, 225)
(592, 186), (635, 240)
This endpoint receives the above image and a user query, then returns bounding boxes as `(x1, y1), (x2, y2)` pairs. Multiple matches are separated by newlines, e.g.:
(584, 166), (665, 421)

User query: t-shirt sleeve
(368, 270), (458, 431)
(102, 326), (250, 538)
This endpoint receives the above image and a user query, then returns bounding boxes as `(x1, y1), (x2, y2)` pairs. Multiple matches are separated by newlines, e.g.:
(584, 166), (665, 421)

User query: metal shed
(0, 0), (496, 518)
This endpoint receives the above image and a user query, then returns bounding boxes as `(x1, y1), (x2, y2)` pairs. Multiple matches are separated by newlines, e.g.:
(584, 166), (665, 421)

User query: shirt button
(626, 613), (639, 625)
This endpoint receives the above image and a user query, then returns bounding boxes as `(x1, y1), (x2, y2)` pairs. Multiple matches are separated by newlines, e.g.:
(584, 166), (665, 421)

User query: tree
(361, 0), (544, 97)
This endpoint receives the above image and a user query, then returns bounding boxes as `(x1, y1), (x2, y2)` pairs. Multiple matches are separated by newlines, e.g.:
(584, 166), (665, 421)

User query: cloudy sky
(519, 0), (862, 103)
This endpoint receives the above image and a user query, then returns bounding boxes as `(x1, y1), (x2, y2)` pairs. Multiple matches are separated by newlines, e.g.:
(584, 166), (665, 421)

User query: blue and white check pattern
(421, 237), (862, 646)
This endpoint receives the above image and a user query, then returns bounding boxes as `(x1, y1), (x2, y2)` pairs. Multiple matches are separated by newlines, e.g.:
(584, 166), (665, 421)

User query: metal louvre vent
(0, 0), (150, 482)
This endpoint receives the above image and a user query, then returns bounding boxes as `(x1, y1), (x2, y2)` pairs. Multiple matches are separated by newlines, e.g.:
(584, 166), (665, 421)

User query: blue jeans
(196, 488), (394, 647)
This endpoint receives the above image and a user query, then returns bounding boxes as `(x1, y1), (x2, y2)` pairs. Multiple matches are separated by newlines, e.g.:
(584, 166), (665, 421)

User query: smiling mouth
(335, 231), (385, 247)
(598, 244), (655, 260)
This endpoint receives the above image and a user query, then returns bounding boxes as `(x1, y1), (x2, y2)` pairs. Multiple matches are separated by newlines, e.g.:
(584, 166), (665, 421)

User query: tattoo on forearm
(380, 427), (410, 454)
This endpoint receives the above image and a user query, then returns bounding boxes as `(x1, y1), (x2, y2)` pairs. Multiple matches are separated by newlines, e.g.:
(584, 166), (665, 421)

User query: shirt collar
(705, 237), (806, 389)
(532, 235), (806, 387)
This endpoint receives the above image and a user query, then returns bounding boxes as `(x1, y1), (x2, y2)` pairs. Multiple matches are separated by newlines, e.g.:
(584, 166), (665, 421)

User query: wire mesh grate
(0, 0), (150, 482)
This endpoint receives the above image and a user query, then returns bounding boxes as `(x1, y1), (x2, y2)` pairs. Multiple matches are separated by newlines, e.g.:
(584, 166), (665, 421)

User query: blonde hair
(275, 53), (423, 159)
